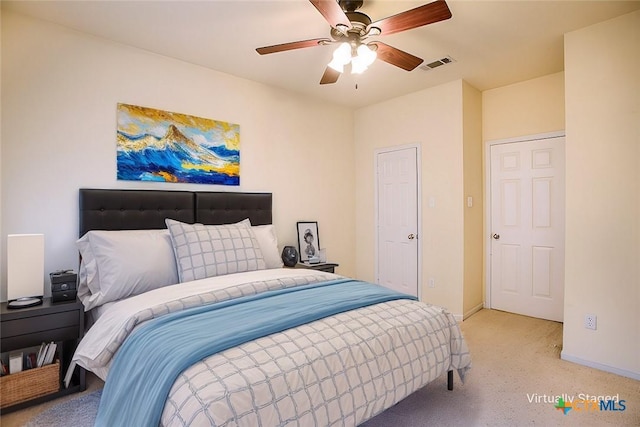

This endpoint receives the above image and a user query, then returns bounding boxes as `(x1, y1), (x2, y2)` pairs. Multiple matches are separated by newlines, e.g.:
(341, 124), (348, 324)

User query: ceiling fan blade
(256, 38), (330, 55)
(320, 67), (341, 85)
(368, 0), (452, 36)
(370, 42), (423, 71)
(309, 0), (352, 30)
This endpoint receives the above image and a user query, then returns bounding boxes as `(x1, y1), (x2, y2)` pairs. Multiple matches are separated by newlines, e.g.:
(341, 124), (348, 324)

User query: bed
(66, 188), (471, 427)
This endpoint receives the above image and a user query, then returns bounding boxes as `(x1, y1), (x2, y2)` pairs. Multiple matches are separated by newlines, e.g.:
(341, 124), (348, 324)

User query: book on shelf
(35, 341), (57, 368)
(43, 342), (57, 366)
(8, 351), (23, 374)
(36, 342), (48, 367)
(27, 352), (37, 369)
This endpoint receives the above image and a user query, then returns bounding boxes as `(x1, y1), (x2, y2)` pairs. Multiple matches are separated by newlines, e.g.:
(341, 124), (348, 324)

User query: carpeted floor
(23, 390), (102, 427)
(363, 309), (640, 426)
(1, 309), (638, 426)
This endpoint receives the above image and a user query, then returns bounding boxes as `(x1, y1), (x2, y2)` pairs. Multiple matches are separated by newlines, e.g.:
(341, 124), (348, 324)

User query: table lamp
(7, 234), (44, 308)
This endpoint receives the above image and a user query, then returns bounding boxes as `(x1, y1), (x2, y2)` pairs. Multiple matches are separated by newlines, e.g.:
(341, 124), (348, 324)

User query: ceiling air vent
(419, 55), (456, 71)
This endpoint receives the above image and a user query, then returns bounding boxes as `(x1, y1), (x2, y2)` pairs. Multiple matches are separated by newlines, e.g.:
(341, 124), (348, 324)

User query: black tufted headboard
(79, 188), (272, 236)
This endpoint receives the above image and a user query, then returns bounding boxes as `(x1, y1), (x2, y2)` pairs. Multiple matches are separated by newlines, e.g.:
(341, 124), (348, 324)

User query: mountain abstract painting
(116, 103), (240, 185)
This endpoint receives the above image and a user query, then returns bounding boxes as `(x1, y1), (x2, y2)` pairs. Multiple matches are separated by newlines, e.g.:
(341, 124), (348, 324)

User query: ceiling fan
(256, 0), (452, 85)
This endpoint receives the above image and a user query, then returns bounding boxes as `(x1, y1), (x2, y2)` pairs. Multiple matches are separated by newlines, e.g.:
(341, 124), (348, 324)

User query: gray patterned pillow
(165, 218), (266, 282)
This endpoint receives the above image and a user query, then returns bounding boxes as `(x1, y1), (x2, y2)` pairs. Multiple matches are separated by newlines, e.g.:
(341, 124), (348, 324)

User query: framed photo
(297, 221), (320, 262)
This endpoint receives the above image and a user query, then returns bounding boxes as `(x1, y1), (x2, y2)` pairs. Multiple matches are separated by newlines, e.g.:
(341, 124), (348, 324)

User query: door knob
(408, 233), (415, 240)
(492, 233), (500, 240)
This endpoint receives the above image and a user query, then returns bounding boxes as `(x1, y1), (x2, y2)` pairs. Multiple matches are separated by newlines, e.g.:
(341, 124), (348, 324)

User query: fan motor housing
(331, 11), (372, 40)
(346, 11), (372, 28)
(339, 0), (364, 12)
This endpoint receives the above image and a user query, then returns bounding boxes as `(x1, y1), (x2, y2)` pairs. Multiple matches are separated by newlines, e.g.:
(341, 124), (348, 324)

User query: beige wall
(563, 11), (639, 378)
(483, 72), (565, 142)
(462, 82), (484, 318)
(0, 11), (356, 299)
(354, 80), (483, 317)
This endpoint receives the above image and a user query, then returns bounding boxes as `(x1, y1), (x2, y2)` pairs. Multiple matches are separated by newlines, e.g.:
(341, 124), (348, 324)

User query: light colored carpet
(23, 390), (101, 427)
(363, 309), (639, 426)
(1, 309), (638, 426)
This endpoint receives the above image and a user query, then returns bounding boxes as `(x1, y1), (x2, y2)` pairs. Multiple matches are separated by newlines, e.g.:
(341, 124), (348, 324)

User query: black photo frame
(297, 221), (320, 262)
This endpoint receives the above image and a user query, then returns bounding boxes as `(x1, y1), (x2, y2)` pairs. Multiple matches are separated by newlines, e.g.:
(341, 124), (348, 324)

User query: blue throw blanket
(95, 279), (415, 427)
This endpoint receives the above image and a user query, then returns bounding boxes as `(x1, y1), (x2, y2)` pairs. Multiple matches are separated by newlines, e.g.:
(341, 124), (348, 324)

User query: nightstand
(0, 298), (86, 413)
(295, 262), (339, 274)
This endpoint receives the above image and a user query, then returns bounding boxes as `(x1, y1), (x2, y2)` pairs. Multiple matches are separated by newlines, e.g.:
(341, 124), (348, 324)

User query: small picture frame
(297, 221), (320, 262)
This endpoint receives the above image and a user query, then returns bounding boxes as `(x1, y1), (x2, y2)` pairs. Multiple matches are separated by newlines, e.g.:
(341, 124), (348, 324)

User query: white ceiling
(4, 0), (640, 108)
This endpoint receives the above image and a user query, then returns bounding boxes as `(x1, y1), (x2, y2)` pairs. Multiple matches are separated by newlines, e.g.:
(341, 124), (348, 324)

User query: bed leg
(447, 370), (454, 391)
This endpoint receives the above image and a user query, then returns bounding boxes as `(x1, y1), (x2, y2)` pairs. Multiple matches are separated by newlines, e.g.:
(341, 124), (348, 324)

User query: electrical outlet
(428, 278), (435, 288)
(584, 314), (597, 330)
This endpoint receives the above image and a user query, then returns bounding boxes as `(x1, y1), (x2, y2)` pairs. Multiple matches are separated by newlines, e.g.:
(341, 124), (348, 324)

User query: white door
(376, 147), (419, 297)
(490, 136), (565, 321)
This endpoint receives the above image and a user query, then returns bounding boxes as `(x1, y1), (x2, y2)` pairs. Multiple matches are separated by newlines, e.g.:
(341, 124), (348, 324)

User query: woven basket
(0, 360), (60, 408)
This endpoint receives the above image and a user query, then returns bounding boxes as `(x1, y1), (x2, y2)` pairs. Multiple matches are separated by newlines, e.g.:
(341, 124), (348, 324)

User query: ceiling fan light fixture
(328, 42), (352, 73)
(350, 58), (368, 74)
(351, 44), (377, 74)
(356, 44), (377, 66)
(328, 58), (345, 73)
(333, 42), (352, 64)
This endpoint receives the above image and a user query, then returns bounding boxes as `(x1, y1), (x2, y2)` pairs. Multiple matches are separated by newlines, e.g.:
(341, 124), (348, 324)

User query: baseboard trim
(561, 351), (640, 381)
(463, 303), (484, 320)
(453, 314), (463, 323)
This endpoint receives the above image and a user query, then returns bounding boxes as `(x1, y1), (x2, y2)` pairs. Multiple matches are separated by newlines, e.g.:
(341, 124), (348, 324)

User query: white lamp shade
(327, 57), (345, 73)
(7, 234), (45, 300)
(357, 44), (377, 66)
(350, 45), (377, 74)
(351, 56), (369, 74)
(333, 42), (351, 65)
(327, 42), (377, 75)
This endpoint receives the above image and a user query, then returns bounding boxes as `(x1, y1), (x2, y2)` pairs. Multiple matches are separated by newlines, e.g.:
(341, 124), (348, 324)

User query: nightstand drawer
(1, 326), (80, 351)
(294, 262), (339, 273)
(1, 311), (79, 338)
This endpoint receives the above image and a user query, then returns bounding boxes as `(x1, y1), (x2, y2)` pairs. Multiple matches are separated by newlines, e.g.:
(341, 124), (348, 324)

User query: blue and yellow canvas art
(116, 103), (240, 185)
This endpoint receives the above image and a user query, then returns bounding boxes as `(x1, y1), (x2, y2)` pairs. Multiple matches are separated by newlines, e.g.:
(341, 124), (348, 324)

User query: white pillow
(252, 224), (283, 269)
(77, 229), (179, 311)
(165, 218), (266, 282)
